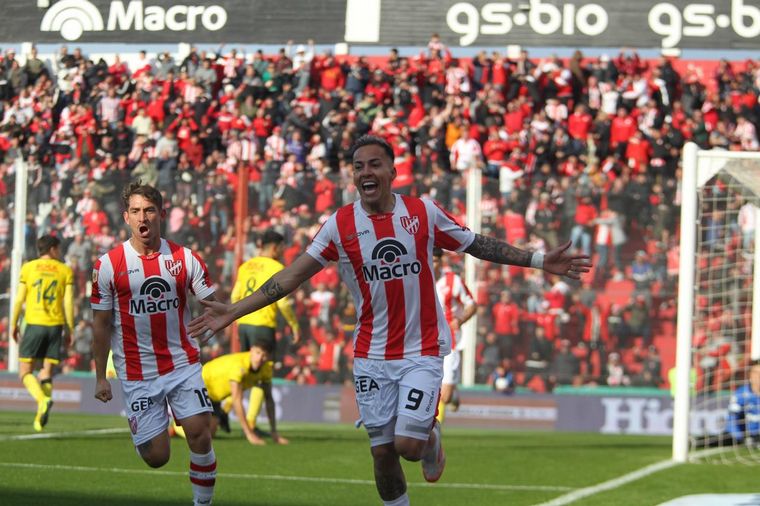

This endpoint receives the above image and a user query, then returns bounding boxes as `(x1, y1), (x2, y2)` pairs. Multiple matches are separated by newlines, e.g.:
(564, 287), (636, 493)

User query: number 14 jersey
(18, 258), (73, 326)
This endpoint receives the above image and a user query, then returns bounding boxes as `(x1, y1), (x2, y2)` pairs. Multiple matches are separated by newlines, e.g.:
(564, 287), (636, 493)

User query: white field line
(0, 427), (129, 441)
(531, 458), (679, 506)
(0, 461), (573, 492)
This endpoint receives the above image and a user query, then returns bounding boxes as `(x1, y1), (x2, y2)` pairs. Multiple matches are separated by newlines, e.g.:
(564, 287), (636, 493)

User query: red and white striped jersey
(306, 195), (475, 360)
(91, 239), (215, 381)
(435, 270), (475, 351)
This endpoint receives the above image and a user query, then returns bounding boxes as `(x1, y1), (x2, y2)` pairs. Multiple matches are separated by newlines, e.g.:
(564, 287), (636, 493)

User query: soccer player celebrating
(92, 183), (218, 506)
(230, 228), (300, 434)
(201, 339), (288, 445)
(189, 135), (590, 506)
(11, 234), (74, 431)
(432, 248), (476, 424)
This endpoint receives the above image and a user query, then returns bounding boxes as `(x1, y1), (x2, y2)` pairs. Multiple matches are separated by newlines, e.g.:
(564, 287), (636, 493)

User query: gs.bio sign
(431, 0), (760, 48)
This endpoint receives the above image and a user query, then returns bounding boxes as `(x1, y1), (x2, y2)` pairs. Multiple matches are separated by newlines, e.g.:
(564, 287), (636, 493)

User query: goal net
(673, 143), (760, 464)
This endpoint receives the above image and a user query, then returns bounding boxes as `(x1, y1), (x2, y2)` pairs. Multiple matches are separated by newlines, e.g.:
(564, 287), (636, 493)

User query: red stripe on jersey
(169, 242), (199, 365)
(188, 250), (212, 296)
(402, 196), (440, 356)
(444, 272), (455, 322)
(91, 258), (102, 304)
(140, 255), (175, 375)
(321, 240), (338, 262)
(434, 228), (463, 251)
(109, 245), (142, 380)
(336, 206), (374, 358)
(370, 213), (406, 360)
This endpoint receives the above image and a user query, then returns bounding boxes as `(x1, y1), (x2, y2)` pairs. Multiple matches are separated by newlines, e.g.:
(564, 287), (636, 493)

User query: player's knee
(186, 427), (212, 452)
(394, 438), (426, 462)
(142, 451), (170, 468)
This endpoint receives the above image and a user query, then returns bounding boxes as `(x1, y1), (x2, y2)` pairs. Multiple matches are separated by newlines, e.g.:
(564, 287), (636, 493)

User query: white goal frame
(673, 143), (760, 462)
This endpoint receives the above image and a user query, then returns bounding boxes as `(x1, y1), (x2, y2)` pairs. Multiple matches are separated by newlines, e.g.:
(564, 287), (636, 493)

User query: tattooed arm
(463, 234), (533, 267)
(464, 235), (592, 279)
(188, 253), (324, 338)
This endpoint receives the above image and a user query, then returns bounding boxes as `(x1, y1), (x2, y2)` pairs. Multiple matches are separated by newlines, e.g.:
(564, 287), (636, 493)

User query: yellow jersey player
(11, 235), (74, 431)
(201, 340), (288, 445)
(230, 229), (300, 431)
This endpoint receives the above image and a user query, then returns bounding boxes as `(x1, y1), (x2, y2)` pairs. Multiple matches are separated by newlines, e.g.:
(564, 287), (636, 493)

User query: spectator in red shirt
(492, 291), (521, 356)
(567, 103), (592, 154)
(570, 196), (597, 255)
(610, 107), (637, 156)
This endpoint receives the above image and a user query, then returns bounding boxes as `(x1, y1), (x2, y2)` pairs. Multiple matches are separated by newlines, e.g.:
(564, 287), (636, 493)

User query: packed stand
(0, 38), (758, 393)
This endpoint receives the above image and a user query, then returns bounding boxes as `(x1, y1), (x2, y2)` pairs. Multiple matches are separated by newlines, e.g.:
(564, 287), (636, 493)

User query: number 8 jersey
(18, 257), (73, 326)
(91, 239), (215, 381)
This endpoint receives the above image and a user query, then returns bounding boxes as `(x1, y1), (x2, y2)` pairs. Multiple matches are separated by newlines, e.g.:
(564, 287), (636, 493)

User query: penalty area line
(531, 458), (679, 506)
(0, 461), (573, 492)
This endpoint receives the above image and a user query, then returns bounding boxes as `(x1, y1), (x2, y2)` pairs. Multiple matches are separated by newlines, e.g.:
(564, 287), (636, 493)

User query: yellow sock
(23, 374), (47, 403)
(40, 379), (53, 398)
(246, 387), (265, 428)
(436, 399), (446, 424)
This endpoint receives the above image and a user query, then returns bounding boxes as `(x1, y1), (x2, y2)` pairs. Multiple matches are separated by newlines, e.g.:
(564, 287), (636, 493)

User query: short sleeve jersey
(90, 239), (215, 381)
(202, 352), (274, 402)
(19, 258), (73, 326)
(436, 270), (475, 350)
(306, 195), (475, 360)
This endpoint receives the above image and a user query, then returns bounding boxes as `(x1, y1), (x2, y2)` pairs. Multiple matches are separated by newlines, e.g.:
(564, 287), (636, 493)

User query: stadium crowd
(0, 38), (758, 392)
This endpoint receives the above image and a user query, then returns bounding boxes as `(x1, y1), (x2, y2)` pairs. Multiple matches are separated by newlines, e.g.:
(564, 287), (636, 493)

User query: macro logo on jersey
(361, 239), (421, 282)
(129, 276), (180, 314)
(400, 215), (419, 235)
(165, 259), (182, 277)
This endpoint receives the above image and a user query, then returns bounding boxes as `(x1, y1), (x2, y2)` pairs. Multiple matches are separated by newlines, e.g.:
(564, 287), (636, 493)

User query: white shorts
(442, 349), (461, 385)
(120, 363), (211, 446)
(353, 356), (442, 446)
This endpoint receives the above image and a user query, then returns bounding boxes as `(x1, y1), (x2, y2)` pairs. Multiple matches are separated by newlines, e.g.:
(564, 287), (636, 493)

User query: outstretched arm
(464, 234), (532, 267)
(464, 235), (591, 280)
(188, 253), (323, 338)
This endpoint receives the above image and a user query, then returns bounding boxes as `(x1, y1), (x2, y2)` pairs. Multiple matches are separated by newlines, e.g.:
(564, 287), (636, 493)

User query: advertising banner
(555, 394), (727, 435)
(0, 0), (758, 49)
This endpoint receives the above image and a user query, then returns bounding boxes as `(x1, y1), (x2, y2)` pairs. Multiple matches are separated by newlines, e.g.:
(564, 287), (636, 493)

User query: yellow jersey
(231, 256), (299, 330)
(18, 258), (73, 326)
(202, 352), (273, 402)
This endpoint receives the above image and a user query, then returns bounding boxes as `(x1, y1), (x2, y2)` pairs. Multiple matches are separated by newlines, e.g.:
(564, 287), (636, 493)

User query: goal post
(673, 143), (760, 463)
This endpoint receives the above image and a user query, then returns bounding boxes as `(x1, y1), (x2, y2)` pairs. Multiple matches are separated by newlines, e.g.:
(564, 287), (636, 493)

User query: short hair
(433, 247), (444, 258)
(349, 135), (394, 163)
(122, 181), (163, 211)
(37, 234), (60, 256)
(260, 229), (284, 246)
(251, 339), (274, 355)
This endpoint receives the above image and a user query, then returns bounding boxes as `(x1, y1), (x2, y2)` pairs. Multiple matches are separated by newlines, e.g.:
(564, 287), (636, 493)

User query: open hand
(543, 241), (592, 280)
(188, 299), (236, 340)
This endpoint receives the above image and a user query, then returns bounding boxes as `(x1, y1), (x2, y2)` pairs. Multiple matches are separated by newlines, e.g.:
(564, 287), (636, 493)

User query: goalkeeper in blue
(694, 360), (760, 448)
(726, 361), (760, 445)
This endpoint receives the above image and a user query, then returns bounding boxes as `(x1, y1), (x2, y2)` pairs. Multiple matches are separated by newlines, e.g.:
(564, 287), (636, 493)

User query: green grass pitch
(0, 411), (756, 505)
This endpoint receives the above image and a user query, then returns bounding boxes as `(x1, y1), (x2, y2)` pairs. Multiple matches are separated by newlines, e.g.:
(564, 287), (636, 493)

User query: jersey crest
(400, 215), (419, 235)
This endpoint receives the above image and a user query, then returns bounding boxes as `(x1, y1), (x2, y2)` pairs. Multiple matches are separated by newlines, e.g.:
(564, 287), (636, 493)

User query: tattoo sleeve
(260, 278), (286, 304)
(463, 233), (532, 267)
